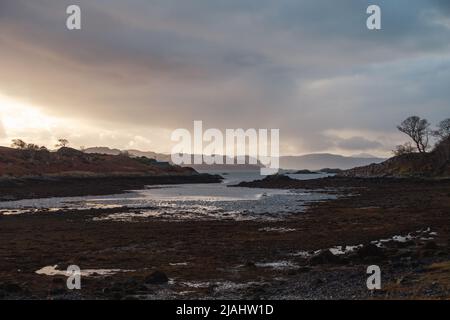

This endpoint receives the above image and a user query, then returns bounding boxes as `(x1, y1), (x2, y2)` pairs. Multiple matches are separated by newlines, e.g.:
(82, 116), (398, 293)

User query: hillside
(84, 147), (385, 171)
(340, 137), (450, 178)
(0, 147), (196, 178)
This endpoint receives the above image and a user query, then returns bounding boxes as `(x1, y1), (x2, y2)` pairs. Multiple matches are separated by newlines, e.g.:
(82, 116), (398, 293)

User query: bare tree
(11, 139), (27, 150)
(433, 118), (450, 141)
(397, 116), (431, 153)
(55, 138), (69, 148)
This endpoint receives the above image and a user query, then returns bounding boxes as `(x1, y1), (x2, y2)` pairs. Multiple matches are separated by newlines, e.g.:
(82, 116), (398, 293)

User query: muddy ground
(0, 177), (449, 299)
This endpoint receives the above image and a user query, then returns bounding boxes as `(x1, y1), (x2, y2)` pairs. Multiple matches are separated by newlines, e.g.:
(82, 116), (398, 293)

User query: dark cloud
(0, 0), (449, 155)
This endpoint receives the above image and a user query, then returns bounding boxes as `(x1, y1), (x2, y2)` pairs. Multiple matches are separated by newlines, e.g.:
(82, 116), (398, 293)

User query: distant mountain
(351, 153), (379, 159)
(85, 147), (172, 162)
(126, 149), (171, 162)
(84, 147), (261, 171)
(84, 147), (122, 155)
(84, 147), (385, 171)
(185, 155), (262, 172)
(280, 154), (385, 170)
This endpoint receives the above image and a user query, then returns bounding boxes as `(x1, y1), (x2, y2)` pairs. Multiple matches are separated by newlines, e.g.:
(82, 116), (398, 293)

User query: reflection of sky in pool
(0, 171), (336, 221)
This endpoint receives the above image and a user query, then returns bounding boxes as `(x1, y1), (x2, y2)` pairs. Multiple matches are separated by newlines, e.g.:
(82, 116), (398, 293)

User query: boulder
(1, 282), (22, 293)
(356, 244), (384, 259)
(308, 250), (341, 265)
(144, 271), (169, 284)
(423, 241), (438, 250)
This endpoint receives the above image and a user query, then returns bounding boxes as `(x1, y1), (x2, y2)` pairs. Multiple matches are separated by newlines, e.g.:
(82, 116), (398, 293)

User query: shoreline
(0, 176), (449, 299)
(233, 174), (450, 189)
(0, 173), (223, 202)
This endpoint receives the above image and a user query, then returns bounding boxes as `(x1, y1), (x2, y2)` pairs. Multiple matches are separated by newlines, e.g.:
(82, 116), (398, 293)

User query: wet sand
(0, 177), (449, 299)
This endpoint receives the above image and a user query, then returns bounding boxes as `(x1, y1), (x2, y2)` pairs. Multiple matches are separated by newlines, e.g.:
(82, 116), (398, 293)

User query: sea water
(0, 171), (336, 221)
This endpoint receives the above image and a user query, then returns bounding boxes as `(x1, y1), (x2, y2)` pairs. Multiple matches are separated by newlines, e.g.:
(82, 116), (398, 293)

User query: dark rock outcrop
(308, 250), (341, 265)
(144, 271), (169, 284)
(356, 244), (385, 259)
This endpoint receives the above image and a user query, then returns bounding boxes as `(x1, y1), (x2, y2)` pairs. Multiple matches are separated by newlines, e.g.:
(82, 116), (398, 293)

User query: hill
(0, 147), (196, 178)
(340, 137), (450, 178)
(84, 147), (385, 171)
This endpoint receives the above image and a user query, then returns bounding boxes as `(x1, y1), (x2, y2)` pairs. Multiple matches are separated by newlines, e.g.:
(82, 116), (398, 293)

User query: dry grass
(383, 261), (450, 300)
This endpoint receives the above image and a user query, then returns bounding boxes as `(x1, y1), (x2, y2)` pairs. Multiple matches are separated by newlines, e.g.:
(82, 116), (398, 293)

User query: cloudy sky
(0, 0), (449, 156)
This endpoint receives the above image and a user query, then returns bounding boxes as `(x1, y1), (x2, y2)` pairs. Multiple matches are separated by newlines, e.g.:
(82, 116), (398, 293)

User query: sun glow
(0, 92), (174, 152)
(0, 94), (60, 130)
(0, 93), (64, 146)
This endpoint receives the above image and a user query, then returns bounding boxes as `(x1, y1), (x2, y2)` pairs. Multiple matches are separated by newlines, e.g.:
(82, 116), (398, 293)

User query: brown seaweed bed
(0, 177), (449, 299)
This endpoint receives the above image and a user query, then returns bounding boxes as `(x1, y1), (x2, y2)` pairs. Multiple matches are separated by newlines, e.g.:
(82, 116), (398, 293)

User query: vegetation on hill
(341, 116), (450, 178)
(0, 142), (196, 178)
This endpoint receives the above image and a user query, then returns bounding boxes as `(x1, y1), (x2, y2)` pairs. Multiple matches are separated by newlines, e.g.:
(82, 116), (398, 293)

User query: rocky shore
(0, 146), (224, 201)
(0, 174), (223, 202)
(0, 176), (449, 299)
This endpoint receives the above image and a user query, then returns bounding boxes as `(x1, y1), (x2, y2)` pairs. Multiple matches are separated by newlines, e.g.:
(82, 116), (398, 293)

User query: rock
(137, 285), (150, 292)
(112, 292), (124, 300)
(423, 241), (438, 250)
(110, 284), (123, 292)
(124, 278), (139, 288)
(393, 240), (415, 248)
(419, 249), (435, 258)
(308, 250), (341, 265)
(392, 261), (406, 269)
(52, 277), (65, 285)
(1, 283), (21, 293)
(396, 275), (414, 285)
(312, 278), (325, 286)
(144, 271), (169, 284)
(50, 288), (66, 295)
(356, 244), (384, 259)
(263, 174), (295, 182)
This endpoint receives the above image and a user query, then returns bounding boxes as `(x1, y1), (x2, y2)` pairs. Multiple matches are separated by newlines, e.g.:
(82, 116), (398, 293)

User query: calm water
(0, 171), (335, 221)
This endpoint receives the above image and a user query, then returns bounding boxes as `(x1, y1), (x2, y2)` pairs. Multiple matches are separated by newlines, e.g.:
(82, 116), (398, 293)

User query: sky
(0, 0), (449, 157)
